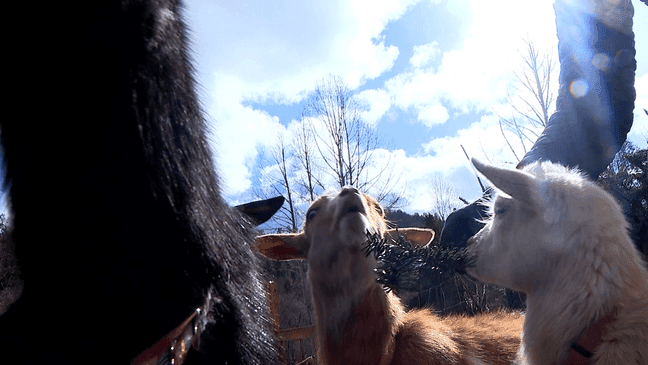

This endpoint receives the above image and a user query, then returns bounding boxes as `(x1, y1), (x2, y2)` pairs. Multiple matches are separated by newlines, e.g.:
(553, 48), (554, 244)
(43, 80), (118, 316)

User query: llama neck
(522, 233), (644, 364)
(312, 282), (402, 365)
(522, 294), (595, 364)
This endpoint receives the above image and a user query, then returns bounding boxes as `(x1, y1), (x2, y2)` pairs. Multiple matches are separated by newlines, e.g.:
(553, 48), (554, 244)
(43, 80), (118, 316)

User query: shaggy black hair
(1, 1), (279, 363)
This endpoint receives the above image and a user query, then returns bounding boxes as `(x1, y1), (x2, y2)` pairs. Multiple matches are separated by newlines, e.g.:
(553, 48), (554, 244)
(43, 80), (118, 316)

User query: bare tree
(255, 131), (300, 232)
(256, 75), (405, 232)
(428, 175), (463, 220)
(302, 74), (405, 209)
(304, 75), (372, 188)
(496, 39), (557, 161)
(293, 113), (324, 202)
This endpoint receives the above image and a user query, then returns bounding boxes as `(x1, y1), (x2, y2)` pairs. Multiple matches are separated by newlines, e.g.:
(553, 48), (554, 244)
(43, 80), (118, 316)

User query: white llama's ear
(472, 158), (535, 204)
(255, 233), (309, 260)
(385, 228), (435, 248)
(537, 183), (563, 225)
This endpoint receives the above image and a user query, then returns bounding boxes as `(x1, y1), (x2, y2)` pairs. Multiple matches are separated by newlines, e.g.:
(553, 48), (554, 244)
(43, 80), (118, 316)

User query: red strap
(560, 311), (616, 364)
(131, 310), (199, 365)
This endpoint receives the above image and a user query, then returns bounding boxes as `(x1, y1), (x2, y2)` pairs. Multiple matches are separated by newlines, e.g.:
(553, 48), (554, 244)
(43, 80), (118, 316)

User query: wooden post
(267, 281), (288, 364)
(267, 280), (317, 364)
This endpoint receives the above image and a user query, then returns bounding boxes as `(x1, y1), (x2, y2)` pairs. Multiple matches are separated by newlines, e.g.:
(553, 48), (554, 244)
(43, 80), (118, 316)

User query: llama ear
(255, 233), (309, 260)
(472, 158), (535, 204)
(385, 228), (435, 248)
(537, 183), (563, 225)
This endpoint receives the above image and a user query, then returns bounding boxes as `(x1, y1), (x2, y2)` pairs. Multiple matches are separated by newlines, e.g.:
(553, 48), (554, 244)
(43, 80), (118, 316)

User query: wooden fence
(267, 281), (316, 364)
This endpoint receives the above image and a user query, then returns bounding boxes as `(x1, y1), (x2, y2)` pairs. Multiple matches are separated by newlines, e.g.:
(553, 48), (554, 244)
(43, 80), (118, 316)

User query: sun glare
(570, 79), (589, 98)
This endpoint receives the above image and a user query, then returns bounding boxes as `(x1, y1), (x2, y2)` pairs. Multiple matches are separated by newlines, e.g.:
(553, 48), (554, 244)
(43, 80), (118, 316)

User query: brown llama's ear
(255, 233), (309, 260)
(385, 228), (435, 248)
(374, 201), (384, 217)
(362, 192), (384, 217)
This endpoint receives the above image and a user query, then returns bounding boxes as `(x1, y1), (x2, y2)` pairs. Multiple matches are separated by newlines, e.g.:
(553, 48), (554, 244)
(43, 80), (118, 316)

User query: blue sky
(184, 0), (648, 215)
(1, 0), (646, 218)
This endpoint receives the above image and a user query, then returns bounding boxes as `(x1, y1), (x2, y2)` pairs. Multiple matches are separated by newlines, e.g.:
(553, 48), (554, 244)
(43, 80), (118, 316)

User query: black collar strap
(570, 342), (594, 358)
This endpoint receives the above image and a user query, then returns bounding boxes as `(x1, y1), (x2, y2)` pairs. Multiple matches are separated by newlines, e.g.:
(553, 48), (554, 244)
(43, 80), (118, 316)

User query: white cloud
(345, 0), (422, 83)
(628, 72), (648, 148)
(187, 0), (646, 213)
(417, 103), (449, 126)
(357, 88), (392, 126)
(357, 145), (488, 213)
(409, 41), (441, 69)
(634, 0), (648, 76)
(357, 112), (523, 212)
(385, 0), (557, 124)
(626, 0), (648, 148)
(189, 0), (419, 102)
(205, 74), (288, 197)
(415, 115), (522, 203)
(187, 0), (423, 198)
(192, 0), (557, 200)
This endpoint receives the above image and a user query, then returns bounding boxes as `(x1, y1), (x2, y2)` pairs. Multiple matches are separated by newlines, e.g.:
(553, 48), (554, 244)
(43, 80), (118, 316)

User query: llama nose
(340, 186), (359, 196)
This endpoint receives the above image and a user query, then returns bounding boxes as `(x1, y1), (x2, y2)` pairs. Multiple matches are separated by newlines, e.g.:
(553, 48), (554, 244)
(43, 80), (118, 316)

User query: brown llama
(256, 187), (523, 365)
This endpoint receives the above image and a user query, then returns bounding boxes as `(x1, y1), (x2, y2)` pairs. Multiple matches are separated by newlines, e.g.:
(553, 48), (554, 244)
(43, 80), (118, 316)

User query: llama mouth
(460, 253), (477, 277)
(345, 203), (366, 217)
(338, 203), (365, 228)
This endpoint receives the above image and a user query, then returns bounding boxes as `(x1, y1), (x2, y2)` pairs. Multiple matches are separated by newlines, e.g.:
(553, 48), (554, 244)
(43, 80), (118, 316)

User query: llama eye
(495, 205), (507, 216)
(307, 209), (317, 221)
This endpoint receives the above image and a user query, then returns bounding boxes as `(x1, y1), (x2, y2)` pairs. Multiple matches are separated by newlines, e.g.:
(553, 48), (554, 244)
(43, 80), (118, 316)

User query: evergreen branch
(362, 231), (474, 293)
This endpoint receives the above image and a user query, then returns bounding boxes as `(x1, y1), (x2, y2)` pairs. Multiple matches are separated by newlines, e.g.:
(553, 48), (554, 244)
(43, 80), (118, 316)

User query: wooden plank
(267, 280), (316, 363)
(266, 281), (288, 365)
(267, 281), (281, 332)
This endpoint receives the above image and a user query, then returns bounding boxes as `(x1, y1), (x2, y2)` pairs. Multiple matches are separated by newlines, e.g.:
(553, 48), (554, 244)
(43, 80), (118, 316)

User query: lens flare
(592, 53), (611, 72)
(570, 79), (589, 98)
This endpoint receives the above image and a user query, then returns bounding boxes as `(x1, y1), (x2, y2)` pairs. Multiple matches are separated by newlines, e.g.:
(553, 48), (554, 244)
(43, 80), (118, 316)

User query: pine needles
(362, 230), (474, 293)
